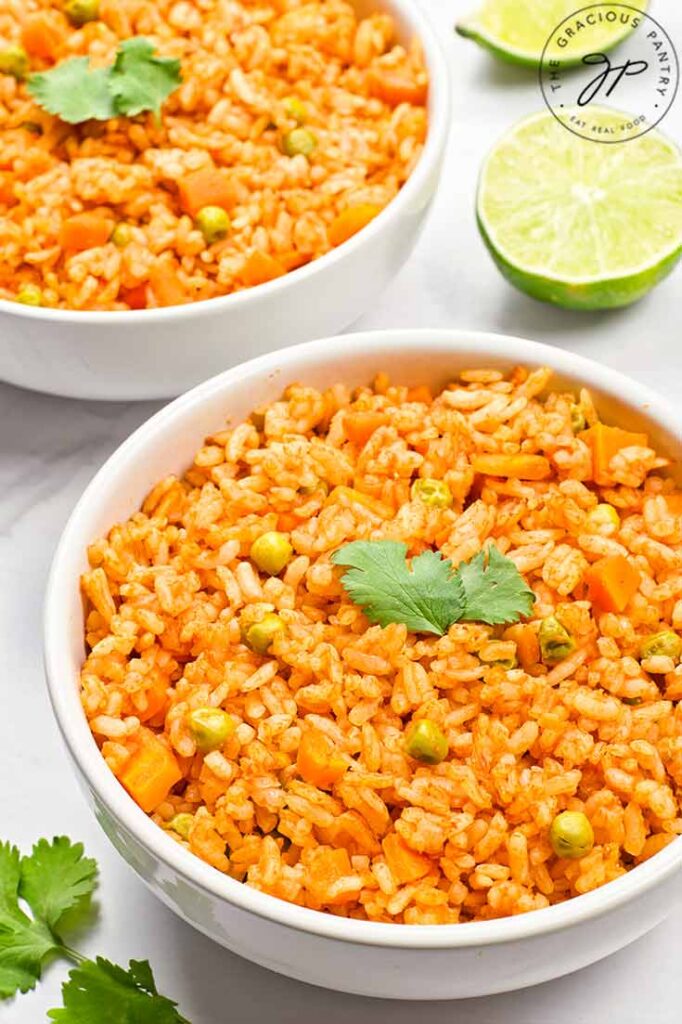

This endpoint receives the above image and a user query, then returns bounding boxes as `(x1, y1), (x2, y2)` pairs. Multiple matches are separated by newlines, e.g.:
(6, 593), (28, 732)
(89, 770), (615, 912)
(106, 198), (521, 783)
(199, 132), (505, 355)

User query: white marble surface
(2, 0), (682, 1019)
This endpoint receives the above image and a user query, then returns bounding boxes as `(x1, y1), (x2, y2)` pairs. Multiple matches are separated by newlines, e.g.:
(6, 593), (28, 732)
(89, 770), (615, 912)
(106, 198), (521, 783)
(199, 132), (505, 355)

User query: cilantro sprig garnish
(49, 958), (189, 1023)
(0, 838), (95, 998)
(28, 38), (182, 125)
(331, 540), (536, 634)
(1, 836), (188, 1021)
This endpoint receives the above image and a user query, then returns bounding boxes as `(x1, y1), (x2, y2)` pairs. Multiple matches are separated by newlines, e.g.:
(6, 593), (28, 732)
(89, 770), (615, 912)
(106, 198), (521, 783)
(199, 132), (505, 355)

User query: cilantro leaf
(48, 958), (190, 1023)
(28, 59), (115, 124)
(27, 38), (182, 125)
(0, 842), (59, 998)
(19, 838), (98, 933)
(458, 545), (536, 625)
(109, 38), (182, 118)
(332, 540), (535, 635)
(331, 540), (465, 635)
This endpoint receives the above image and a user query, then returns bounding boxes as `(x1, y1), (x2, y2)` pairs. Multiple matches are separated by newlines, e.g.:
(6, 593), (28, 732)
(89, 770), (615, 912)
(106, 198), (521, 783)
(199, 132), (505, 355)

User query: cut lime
(476, 109), (682, 311)
(456, 0), (648, 68)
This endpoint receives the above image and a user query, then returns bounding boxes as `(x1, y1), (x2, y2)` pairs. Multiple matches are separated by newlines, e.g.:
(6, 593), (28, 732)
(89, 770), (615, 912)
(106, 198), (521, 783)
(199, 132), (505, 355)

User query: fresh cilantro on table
(19, 836), (97, 932)
(331, 540), (535, 635)
(0, 841), (59, 998)
(49, 957), (189, 1023)
(28, 37), (182, 124)
(1, 835), (189, 1021)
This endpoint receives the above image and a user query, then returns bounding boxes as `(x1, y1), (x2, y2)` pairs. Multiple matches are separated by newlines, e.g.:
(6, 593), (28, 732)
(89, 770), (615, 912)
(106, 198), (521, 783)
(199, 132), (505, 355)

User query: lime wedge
(476, 109), (682, 311)
(456, 0), (647, 67)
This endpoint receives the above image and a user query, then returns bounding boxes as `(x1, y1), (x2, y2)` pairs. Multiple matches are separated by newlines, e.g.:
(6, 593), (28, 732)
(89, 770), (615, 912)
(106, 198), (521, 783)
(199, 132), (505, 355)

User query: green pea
(549, 811), (594, 859)
(411, 478), (453, 509)
(168, 813), (194, 839)
(243, 613), (285, 654)
(195, 205), (230, 244)
(639, 630), (682, 662)
(250, 531), (293, 576)
(16, 284), (42, 306)
(111, 223), (133, 247)
(491, 656), (518, 670)
(405, 719), (448, 765)
(0, 46), (29, 80)
(282, 96), (308, 124)
(281, 127), (317, 158)
(64, 0), (100, 25)
(187, 707), (235, 753)
(538, 616), (575, 665)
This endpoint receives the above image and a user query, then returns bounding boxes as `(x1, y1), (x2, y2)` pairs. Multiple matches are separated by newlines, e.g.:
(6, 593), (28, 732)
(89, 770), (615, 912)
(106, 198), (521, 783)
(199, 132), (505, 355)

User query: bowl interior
(47, 329), (682, 945)
(76, 337), (681, 538)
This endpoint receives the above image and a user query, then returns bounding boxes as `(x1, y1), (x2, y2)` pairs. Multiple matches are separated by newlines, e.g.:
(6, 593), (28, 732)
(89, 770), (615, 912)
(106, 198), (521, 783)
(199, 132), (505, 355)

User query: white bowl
(0, 1), (448, 402)
(44, 329), (682, 1000)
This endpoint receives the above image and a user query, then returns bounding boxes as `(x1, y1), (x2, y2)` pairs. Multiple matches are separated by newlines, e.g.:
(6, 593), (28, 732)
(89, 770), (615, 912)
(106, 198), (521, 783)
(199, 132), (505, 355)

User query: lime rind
(456, 0), (649, 68)
(476, 108), (682, 310)
(477, 213), (682, 309)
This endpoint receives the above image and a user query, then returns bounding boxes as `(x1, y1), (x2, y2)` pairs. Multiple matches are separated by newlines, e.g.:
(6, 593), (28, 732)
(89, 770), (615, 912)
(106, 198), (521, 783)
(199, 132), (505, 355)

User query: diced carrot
(343, 410), (389, 447)
(308, 847), (356, 904)
(325, 485), (394, 519)
(177, 167), (238, 217)
(471, 454), (551, 481)
(278, 250), (310, 272)
(328, 204), (382, 248)
(585, 555), (640, 613)
(382, 834), (432, 883)
(503, 623), (541, 673)
(297, 728), (346, 789)
(118, 730), (182, 813)
(120, 283), (148, 310)
(0, 174), (16, 207)
(406, 385), (433, 404)
(22, 13), (65, 60)
(367, 68), (427, 107)
(579, 423), (649, 486)
(149, 260), (187, 307)
(241, 250), (286, 288)
(59, 212), (113, 252)
(277, 512), (300, 532)
(20, 150), (54, 177)
(136, 677), (169, 724)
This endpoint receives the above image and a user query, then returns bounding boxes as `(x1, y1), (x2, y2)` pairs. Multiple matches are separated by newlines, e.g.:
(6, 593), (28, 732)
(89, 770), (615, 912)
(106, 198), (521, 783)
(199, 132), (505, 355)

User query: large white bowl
(44, 330), (682, 1000)
(0, 0), (448, 402)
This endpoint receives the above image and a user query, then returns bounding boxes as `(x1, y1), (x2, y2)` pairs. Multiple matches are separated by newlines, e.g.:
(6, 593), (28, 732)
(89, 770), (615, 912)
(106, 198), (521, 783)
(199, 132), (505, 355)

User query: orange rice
(0, 0), (427, 310)
(80, 366), (682, 923)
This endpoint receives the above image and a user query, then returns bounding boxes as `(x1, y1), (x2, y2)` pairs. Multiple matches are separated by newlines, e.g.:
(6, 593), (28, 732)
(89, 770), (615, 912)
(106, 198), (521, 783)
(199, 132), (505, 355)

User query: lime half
(477, 109), (682, 311)
(456, 0), (648, 67)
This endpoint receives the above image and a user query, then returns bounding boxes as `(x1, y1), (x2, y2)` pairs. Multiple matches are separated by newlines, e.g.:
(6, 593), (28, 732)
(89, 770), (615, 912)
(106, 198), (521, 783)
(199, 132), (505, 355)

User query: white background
(2, 0), (682, 1019)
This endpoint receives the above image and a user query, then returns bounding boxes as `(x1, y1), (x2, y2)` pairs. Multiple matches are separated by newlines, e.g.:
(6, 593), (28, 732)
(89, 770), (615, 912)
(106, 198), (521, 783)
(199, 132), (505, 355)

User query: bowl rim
(44, 328), (682, 949)
(0, 0), (449, 327)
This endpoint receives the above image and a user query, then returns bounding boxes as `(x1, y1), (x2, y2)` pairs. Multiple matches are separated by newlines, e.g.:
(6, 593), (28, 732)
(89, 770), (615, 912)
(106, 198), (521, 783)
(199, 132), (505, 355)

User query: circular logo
(540, 4), (679, 143)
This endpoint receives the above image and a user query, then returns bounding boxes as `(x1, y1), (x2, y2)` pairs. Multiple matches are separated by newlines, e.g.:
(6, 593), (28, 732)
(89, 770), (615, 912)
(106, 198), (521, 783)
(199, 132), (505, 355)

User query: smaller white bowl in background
(44, 329), (682, 1000)
(0, 0), (449, 402)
